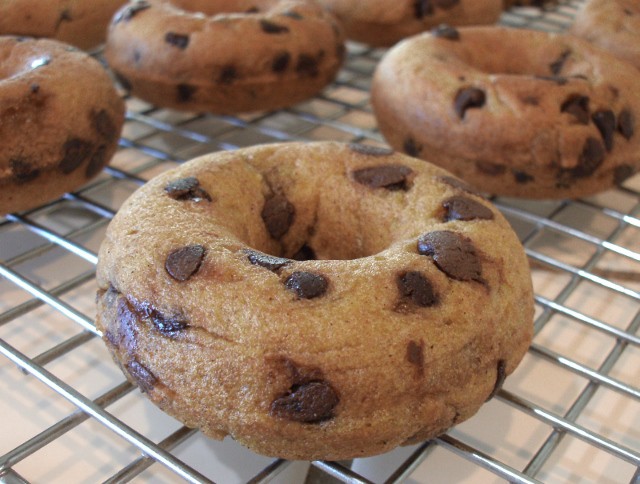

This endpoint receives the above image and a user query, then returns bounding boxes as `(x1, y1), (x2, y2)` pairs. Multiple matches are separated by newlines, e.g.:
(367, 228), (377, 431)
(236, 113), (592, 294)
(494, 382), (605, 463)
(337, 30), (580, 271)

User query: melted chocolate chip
(165, 245), (205, 281)
(126, 359), (157, 393)
(549, 49), (571, 76)
(164, 177), (211, 202)
(560, 94), (590, 124)
(114, 1), (151, 23)
(260, 19), (289, 34)
(577, 137), (605, 178)
(296, 54), (320, 77)
(285, 271), (328, 299)
(592, 110), (616, 152)
(613, 164), (636, 185)
(476, 161), (506, 176)
(513, 170), (534, 184)
(165, 32), (189, 49)
(406, 340), (425, 376)
(115, 296), (138, 355)
(403, 138), (422, 157)
(292, 244), (316, 261)
(11, 158), (40, 183)
(618, 109), (635, 140)
(92, 109), (118, 143)
(272, 51), (291, 73)
(397, 271), (438, 307)
(59, 138), (92, 174)
(417, 231), (483, 282)
(262, 194), (295, 239)
(86, 145), (107, 178)
(218, 65), (237, 85)
(442, 196), (494, 221)
(352, 165), (413, 191)
(270, 381), (339, 423)
(414, 0), (434, 17)
(486, 360), (506, 401)
(432, 24), (459, 40)
(177, 83), (197, 103)
(348, 143), (394, 157)
(454, 87), (486, 119)
(148, 308), (189, 335)
(245, 249), (291, 272)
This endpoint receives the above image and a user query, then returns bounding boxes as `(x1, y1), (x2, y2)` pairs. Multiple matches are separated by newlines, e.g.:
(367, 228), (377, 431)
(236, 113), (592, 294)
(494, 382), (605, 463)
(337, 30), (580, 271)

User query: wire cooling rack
(1, 2), (639, 483)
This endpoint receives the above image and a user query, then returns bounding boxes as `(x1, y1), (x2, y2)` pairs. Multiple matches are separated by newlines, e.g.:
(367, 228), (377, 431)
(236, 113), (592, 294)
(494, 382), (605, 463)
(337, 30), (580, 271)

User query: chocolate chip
(414, 0), (434, 17)
(272, 51), (291, 73)
(246, 6), (259, 13)
(270, 381), (339, 423)
(352, 165), (413, 191)
(164, 177), (211, 202)
(177, 83), (197, 103)
(11, 158), (39, 183)
(431, 24), (460, 40)
(165, 32), (189, 49)
(165, 244), (205, 281)
(218, 65), (237, 85)
(260, 19), (289, 34)
(262, 194), (295, 239)
(592, 110), (616, 152)
(513, 170), (534, 184)
(92, 109), (118, 143)
(486, 360), (506, 401)
(397, 271), (438, 307)
(613, 164), (636, 185)
(284, 271), (328, 299)
(406, 340), (425, 376)
(59, 138), (92, 174)
(438, 176), (484, 197)
(86, 145), (107, 178)
(115, 296), (138, 355)
(476, 161), (506, 176)
(30, 83), (40, 94)
(549, 49), (571, 76)
(292, 244), (316, 261)
(618, 109), (635, 140)
(577, 137), (605, 178)
(403, 137), (422, 157)
(296, 54), (320, 77)
(417, 231), (483, 282)
(245, 249), (291, 272)
(454, 87), (486, 119)
(148, 308), (189, 335)
(59, 8), (72, 22)
(442, 196), (494, 221)
(126, 359), (157, 393)
(348, 143), (394, 156)
(560, 94), (590, 124)
(113, 1), (151, 23)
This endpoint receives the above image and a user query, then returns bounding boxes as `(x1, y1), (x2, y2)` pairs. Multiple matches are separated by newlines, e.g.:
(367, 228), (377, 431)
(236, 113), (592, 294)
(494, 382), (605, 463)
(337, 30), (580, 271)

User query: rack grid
(1, 1), (639, 483)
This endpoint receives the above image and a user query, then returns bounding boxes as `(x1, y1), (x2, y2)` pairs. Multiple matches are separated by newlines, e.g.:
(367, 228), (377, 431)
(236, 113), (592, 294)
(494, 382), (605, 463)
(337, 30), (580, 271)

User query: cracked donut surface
(96, 141), (533, 460)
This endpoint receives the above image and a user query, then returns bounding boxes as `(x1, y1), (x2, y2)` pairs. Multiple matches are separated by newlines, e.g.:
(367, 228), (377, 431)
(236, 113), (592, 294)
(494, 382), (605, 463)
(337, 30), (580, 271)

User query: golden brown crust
(0, 37), (125, 214)
(104, 0), (345, 113)
(570, 0), (640, 71)
(371, 26), (640, 199)
(96, 141), (533, 460)
(0, 0), (127, 50)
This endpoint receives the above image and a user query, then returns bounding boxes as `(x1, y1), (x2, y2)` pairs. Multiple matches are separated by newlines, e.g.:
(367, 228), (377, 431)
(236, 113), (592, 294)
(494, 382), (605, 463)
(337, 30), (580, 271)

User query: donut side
(96, 142), (533, 460)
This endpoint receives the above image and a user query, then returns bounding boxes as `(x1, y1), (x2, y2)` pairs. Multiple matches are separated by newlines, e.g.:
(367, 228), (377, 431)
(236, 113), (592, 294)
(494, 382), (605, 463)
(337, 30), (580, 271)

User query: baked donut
(96, 141), (534, 461)
(371, 26), (640, 199)
(0, 0), (127, 50)
(104, 0), (345, 114)
(0, 37), (125, 214)
(571, 0), (640, 71)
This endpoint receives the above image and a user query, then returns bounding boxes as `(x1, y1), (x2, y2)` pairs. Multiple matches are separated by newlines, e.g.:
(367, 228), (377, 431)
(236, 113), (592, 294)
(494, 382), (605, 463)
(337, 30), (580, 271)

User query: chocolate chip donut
(372, 26), (640, 199)
(0, 37), (125, 214)
(104, 0), (345, 114)
(96, 141), (533, 460)
(571, 0), (640, 71)
(0, 0), (127, 50)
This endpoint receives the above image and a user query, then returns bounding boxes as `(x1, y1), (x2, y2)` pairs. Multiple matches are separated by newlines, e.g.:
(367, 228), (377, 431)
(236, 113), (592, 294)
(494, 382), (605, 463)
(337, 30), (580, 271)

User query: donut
(0, 37), (125, 214)
(95, 141), (534, 460)
(0, 0), (127, 50)
(104, 0), (346, 114)
(371, 26), (640, 199)
(571, 0), (640, 71)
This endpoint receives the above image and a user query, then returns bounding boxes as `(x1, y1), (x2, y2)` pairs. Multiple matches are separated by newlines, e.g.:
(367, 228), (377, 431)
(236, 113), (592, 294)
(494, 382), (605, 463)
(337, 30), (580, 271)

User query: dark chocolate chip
(30, 83), (40, 94)
(164, 177), (212, 202)
(486, 360), (506, 401)
(296, 54), (320, 77)
(352, 165), (413, 191)
(292, 244), (316, 261)
(59, 138), (92, 174)
(576, 137), (605, 178)
(262, 193), (295, 239)
(560, 94), (590, 124)
(272, 51), (291, 73)
(549, 49), (571, 76)
(270, 381), (339, 423)
(406, 340), (425, 376)
(414, 0), (434, 17)
(86, 145), (107, 178)
(245, 249), (291, 272)
(417, 230), (483, 282)
(260, 19), (289, 34)
(218, 65), (237, 85)
(148, 308), (189, 335)
(115, 296), (138, 355)
(59, 8), (72, 22)
(513, 170), (534, 184)
(613, 164), (636, 185)
(431, 24), (460, 40)
(348, 143), (394, 157)
(10, 158), (40, 183)
(164, 32), (190, 49)
(438, 175), (484, 197)
(92, 109), (118, 143)
(165, 244), (206, 281)
(403, 137), (422, 157)
(592, 110), (616, 152)
(284, 271), (328, 299)
(126, 359), (157, 393)
(454, 87), (486, 119)
(113, 1), (151, 23)
(476, 161), (506, 176)
(618, 109), (635, 140)
(442, 196), (494, 221)
(177, 83), (197, 103)
(397, 271), (438, 307)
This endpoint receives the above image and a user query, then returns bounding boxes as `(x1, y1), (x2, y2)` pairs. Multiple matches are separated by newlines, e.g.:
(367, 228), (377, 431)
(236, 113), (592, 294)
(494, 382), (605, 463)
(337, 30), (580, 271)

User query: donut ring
(0, 0), (127, 50)
(571, 0), (640, 71)
(104, 0), (345, 114)
(372, 26), (640, 199)
(96, 141), (533, 460)
(0, 37), (125, 214)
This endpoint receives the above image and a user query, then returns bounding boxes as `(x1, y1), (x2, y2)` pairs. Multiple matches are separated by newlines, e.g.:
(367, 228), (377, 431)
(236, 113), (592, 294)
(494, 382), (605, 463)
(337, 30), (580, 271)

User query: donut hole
(168, 0), (279, 16)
